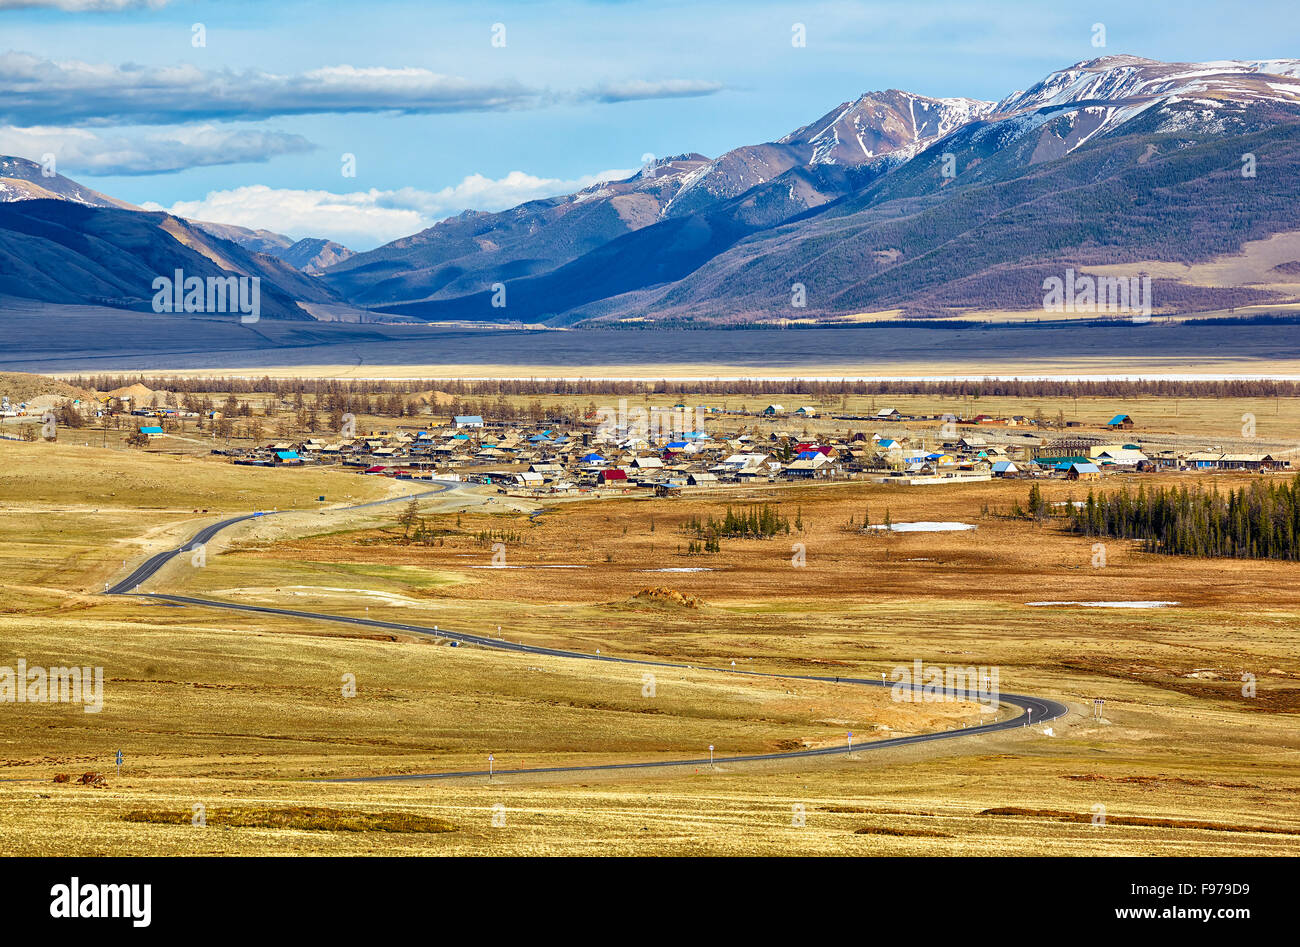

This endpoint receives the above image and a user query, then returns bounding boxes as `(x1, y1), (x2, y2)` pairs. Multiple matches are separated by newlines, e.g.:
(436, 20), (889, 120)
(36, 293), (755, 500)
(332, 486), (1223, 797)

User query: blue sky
(3, 0), (1298, 248)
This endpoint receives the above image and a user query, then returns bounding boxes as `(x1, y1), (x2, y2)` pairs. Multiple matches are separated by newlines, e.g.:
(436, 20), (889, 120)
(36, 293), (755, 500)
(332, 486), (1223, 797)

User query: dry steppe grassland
(0, 393), (1297, 855)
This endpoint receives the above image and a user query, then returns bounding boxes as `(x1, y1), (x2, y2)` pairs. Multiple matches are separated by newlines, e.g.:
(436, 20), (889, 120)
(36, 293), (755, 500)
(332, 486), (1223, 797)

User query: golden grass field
(1, 418), (1298, 856)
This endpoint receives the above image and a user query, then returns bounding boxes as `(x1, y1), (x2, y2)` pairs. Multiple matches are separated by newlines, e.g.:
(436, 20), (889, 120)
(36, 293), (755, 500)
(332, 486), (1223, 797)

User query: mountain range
(5, 55), (1300, 325)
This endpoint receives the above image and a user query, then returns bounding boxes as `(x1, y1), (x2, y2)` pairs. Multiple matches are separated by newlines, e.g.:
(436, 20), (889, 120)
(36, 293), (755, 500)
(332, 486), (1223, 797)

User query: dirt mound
(629, 587), (702, 609)
(105, 382), (163, 405)
(0, 371), (93, 405)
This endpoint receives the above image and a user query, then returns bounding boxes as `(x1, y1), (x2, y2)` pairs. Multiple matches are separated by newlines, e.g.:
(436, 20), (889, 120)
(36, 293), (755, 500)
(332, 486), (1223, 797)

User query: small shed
(1066, 461), (1101, 481)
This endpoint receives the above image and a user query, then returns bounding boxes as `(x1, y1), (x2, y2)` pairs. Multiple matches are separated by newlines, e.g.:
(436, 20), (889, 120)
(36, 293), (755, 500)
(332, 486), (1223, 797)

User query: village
(2, 377), (1290, 494)
(173, 403), (1291, 493)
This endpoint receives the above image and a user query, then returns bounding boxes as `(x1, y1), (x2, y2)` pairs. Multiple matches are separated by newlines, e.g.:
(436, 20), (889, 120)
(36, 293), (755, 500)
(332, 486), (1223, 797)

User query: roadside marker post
(708, 744), (714, 767)
(847, 731), (853, 755)
(115, 749), (122, 777)
(488, 754), (494, 780)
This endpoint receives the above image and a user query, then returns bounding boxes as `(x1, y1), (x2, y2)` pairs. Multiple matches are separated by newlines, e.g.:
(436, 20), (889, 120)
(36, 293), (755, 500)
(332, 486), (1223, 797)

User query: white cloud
(0, 52), (543, 126)
(0, 51), (726, 127)
(0, 124), (314, 175)
(591, 79), (726, 102)
(142, 168), (637, 249)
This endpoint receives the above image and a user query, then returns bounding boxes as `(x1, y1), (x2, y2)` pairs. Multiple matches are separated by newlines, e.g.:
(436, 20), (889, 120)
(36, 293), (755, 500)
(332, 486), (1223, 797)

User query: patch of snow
(867, 521), (977, 532)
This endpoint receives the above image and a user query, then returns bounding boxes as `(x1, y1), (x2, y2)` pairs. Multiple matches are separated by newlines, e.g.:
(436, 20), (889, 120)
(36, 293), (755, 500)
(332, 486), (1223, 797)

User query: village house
(1067, 461), (1102, 481)
(784, 452), (840, 479)
(1093, 446), (1148, 467)
(713, 452), (773, 480)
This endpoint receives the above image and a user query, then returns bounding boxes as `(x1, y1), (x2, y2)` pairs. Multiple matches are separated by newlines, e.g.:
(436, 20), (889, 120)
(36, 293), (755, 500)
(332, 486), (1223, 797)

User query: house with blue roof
(1036, 455), (1090, 468)
(453, 415), (484, 428)
(1106, 414), (1134, 430)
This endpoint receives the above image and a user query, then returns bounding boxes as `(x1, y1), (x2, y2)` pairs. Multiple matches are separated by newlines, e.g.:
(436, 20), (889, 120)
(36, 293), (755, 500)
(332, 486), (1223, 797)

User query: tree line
(683, 504), (792, 542)
(1064, 479), (1300, 561)
(65, 374), (1300, 401)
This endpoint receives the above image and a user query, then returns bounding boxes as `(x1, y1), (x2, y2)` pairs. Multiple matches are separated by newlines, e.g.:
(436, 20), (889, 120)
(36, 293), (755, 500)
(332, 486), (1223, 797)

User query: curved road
(104, 481), (1069, 781)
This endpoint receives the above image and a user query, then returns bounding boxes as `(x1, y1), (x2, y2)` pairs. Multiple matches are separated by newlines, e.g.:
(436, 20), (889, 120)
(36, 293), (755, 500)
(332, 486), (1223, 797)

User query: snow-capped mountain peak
(995, 55), (1300, 115)
(780, 90), (995, 165)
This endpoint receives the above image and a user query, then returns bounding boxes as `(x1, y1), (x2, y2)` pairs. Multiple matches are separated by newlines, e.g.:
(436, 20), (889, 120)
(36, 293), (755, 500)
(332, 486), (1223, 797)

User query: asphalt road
(105, 483), (457, 595)
(104, 480), (1069, 781)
